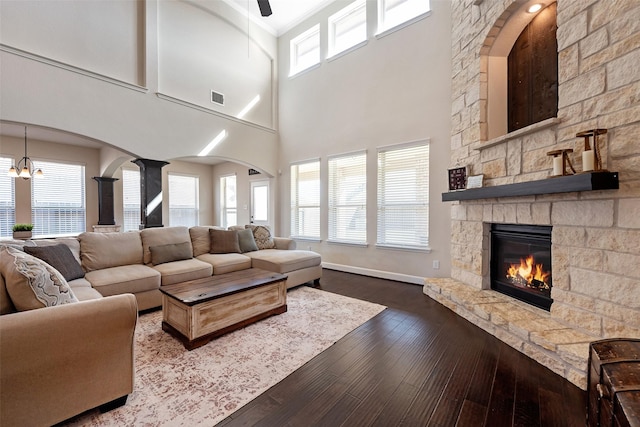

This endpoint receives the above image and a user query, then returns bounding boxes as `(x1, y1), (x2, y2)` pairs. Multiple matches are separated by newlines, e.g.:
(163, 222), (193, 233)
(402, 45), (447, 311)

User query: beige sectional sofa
(0, 225), (321, 427)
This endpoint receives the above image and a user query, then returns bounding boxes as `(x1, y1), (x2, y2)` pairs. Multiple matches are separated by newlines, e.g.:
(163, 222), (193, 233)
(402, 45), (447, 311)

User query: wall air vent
(211, 90), (225, 106)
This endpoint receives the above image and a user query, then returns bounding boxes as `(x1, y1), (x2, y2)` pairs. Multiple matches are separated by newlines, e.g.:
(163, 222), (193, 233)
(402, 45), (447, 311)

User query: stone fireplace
(424, 0), (640, 390)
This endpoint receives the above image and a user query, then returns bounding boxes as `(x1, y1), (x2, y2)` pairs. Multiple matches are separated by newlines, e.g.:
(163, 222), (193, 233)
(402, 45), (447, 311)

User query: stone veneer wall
(424, 0), (640, 389)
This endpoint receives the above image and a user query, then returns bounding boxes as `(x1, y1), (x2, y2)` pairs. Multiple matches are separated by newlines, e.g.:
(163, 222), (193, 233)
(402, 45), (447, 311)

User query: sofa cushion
(24, 244), (85, 281)
(238, 228), (259, 253)
(149, 242), (193, 266)
(153, 258), (213, 286)
(245, 249), (321, 274)
(79, 231), (143, 272)
(246, 225), (275, 250)
(84, 264), (160, 296)
(209, 229), (241, 254)
(0, 246), (78, 311)
(189, 226), (225, 257)
(69, 278), (104, 301)
(196, 253), (252, 275)
(141, 226), (193, 265)
(0, 271), (16, 314)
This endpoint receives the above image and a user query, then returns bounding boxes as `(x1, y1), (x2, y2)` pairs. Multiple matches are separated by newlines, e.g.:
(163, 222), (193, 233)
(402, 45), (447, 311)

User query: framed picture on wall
(448, 166), (468, 191)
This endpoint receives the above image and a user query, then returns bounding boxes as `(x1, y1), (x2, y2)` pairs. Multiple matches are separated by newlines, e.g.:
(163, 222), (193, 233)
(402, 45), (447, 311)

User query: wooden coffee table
(160, 268), (287, 350)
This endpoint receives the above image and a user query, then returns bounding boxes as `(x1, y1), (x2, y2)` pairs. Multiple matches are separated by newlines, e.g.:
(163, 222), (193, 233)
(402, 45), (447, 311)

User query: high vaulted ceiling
(224, 0), (337, 36)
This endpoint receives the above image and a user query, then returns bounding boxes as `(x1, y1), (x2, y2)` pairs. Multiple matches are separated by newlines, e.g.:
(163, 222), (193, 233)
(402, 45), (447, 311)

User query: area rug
(61, 286), (386, 426)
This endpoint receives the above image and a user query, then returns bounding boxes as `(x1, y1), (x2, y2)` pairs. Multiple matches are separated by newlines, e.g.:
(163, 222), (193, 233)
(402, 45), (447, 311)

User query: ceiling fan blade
(257, 0), (272, 17)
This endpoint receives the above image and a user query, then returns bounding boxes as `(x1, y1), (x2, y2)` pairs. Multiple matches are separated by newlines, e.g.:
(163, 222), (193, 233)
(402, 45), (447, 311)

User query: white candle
(553, 156), (563, 176)
(583, 150), (595, 172)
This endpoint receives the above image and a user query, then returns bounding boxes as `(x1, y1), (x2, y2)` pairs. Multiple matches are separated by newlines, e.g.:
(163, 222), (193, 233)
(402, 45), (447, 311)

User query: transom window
(290, 24), (320, 76)
(168, 173), (199, 227)
(328, 0), (367, 58)
(377, 141), (429, 250)
(0, 157), (16, 237)
(377, 0), (430, 34)
(122, 168), (141, 232)
(328, 151), (367, 244)
(290, 160), (321, 239)
(32, 160), (86, 236)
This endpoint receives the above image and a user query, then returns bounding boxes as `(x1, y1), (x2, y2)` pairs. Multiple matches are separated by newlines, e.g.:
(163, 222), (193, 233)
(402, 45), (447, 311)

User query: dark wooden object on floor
(588, 339), (640, 427)
(160, 268), (287, 350)
(218, 269), (587, 427)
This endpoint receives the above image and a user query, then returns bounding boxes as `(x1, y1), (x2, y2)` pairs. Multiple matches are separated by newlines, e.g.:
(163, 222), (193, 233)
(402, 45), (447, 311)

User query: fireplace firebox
(490, 224), (553, 311)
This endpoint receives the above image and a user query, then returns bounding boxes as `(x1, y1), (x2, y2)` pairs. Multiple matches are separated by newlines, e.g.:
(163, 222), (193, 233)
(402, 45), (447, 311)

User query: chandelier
(7, 127), (43, 179)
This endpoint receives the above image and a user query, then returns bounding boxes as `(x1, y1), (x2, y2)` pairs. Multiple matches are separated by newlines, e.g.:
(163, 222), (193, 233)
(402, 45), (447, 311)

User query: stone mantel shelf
(442, 171), (619, 202)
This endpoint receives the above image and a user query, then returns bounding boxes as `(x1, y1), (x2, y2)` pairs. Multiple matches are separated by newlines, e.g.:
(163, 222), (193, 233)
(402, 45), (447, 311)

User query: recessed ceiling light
(527, 3), (542, 13)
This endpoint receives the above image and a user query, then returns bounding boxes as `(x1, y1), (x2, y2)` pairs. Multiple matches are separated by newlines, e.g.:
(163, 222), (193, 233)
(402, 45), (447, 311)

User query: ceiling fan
(257, 0), (272, 16)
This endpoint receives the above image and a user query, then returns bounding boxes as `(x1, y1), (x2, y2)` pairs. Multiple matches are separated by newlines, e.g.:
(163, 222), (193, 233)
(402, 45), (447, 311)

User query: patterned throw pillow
(246, 225), (275, 250)
(0, 246), (78, 311)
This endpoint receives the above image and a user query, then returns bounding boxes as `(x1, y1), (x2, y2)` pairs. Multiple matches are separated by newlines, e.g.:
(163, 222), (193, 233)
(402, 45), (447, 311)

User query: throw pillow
(237, 228), (259, 253)
(149, 241), (193, 265)
(209, 229), (241, 254)
(0, 246), (78, 311)
(246, 225), (275, 250)
(24, 244), (85, 281)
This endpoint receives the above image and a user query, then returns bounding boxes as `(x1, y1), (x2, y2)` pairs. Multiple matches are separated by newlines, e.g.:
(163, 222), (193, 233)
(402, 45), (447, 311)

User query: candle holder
(576, 128), (607, 172)
(547, 149), (576, 177)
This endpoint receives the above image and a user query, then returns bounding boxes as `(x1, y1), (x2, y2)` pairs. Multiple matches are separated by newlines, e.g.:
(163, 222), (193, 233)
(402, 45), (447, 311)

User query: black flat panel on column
(133, 158), (169, 229)
(92, 177), (118, 225)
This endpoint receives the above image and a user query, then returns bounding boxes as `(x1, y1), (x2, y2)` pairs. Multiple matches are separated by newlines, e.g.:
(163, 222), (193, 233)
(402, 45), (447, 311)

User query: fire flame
(506, 255), (550, 288)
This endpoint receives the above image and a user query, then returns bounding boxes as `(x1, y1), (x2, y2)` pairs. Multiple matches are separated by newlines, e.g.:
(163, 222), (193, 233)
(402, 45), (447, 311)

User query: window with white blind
(328, 151), (366, 244)
(220, 174), (237, 228)
(32, 160), (85, 236)
(290, 24), (320, 76)
(291, 160), (321, 239)
(168, 174), (199, 227)
(377, 141), (429, 249)
(0, 157), (16, 237)
(377, 0), (430, 35)
(328, 0), (367, 58)
(122, 168), (141, 232)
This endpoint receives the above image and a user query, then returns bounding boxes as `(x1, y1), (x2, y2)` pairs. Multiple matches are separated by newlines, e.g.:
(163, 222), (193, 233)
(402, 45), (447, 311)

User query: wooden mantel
(441, 171), (619, 202)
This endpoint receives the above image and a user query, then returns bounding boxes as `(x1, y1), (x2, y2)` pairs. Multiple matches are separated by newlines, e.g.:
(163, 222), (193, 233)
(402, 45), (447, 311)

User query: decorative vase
(13, 231), (32, 240)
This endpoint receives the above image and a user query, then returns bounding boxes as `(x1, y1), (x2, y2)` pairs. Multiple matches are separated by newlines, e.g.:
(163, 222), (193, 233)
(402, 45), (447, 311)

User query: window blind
(328, 151), (366, 243)
(122, 168), (141, 231)
(377, 141), (429, 249)
(0, 157), (15, 237)
(169, 173), (199, 227)
(329, 0), (367, 57)
(291, 160), (321, 239)
(290, 25), (320, 75)
(32, 160), (85, 236)
(220, 174), (237, 228)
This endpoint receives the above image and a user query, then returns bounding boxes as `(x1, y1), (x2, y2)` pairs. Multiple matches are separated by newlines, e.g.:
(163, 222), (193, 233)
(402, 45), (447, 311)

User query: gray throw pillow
(209, 229), (241, 254)
(24, 244), (85, 281)
(149, 241), (193, 265)
(237, 228), (259, 253)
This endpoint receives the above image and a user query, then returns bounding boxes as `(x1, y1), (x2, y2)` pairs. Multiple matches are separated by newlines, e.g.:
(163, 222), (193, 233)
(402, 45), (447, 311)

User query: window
(32, 160), (85, 236)
(122, 168), (140, 232)
(377, 0), (430, 34)
(377, 141), (429, 249)
(0, 157), (15, 237)
(328, 151), (366, 243)
(168, 174), (199, 227)
(291, 160), (320, 239)
(328, 0), (367, 58)
(220, 174), (237, 228)
(290, 25), (320, 76)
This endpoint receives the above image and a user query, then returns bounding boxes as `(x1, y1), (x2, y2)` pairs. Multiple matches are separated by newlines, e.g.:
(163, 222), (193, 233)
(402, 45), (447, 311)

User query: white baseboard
(321, 262), (425, 285)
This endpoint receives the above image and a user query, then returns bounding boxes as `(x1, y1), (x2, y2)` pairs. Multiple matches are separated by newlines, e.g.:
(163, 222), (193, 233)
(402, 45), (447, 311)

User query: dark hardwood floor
(218, 269), (587, 427)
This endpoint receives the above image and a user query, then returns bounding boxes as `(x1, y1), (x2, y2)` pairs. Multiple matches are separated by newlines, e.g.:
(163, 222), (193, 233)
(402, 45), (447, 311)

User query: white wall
(0, 0), (279, 176)
(277, 0), (453, 279)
